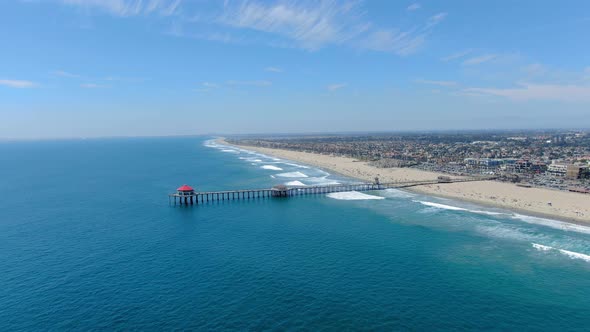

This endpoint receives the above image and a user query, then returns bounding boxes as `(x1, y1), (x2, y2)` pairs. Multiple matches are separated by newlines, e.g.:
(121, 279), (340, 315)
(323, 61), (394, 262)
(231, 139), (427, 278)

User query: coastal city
(4, 1), (590, 330)
(229, 130), (590, 193)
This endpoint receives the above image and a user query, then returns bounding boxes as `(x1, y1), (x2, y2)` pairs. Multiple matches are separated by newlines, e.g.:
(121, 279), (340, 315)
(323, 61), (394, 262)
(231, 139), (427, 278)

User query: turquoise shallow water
(1, 136), (590, 330)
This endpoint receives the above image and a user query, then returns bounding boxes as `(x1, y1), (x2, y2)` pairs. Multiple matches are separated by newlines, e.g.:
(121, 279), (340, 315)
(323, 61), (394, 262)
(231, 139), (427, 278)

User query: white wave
(276, 171), (308, 178)
(285, 181), (306, 186)
(327, 191), (385, 200)
(416, 201), (506, 217)
(532, 243), (553, 251)
(512, 214), (590, 235)
(384, 189), (416, 198)
(475, 225), (533, 242)
(239, 157), (247, 160)
(306, 176), (340, 185)
(221, 149), (239, 153)
(417, 201), (467, 211)
(531, 243), (590, 263)
(416, 200), (590, 236)
(249, 159), (263, 162)
(281, 162), (310, 169)
(270, 175), (275, 179)
(261, 165), (283, 171)
(203, 139), (218, 148)
(559, 249), (590, 262)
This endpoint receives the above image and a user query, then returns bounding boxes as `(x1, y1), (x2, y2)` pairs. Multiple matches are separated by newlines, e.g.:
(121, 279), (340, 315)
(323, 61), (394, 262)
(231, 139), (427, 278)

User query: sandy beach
(221, 139), (590, 224)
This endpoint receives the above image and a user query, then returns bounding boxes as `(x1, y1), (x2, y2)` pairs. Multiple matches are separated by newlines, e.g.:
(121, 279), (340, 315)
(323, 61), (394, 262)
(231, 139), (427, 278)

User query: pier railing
(169, 176), (493, 205)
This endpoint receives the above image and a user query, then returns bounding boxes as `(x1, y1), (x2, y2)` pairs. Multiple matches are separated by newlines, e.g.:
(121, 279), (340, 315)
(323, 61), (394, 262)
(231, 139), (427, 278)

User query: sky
(1, 0), (589, 139)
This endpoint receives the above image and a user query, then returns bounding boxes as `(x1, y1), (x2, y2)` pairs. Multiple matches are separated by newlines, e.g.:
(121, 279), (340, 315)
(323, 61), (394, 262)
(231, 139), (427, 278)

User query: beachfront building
(530, 161), (548, 173)
(566, 165), (590, 179)
(514, 160), (532, 173)
(547, 163), (568, 177)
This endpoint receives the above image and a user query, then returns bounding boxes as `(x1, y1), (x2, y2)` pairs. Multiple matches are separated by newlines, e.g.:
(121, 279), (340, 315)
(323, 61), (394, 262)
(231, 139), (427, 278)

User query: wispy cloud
(407, 3), (421, 11)
(0, 79), (37, 88)
(51, 0), (448, 56)
(215, 1), (446, 55)
(441, 49), (472, 62)
(195, 82), (220, 92)
(359, 12), (447, 55)
(327, 83), (346, 91)
(60, 0), (182, 17)
(202, 82), (220, 88)
(414, 79), (457, 87)
(521, 63), (547, 76)
(217, 0), (368, 51)
(463, 83), (590, 102)
(52, 70), (82, 78)
(463, 54), (498, 65)
(227, 80), (272, 87)
(265, 66), (283, 73)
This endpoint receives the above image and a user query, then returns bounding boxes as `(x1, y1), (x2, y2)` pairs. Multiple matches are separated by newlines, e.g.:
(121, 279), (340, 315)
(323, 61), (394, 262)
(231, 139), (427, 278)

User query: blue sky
(1, 0), (589, 139)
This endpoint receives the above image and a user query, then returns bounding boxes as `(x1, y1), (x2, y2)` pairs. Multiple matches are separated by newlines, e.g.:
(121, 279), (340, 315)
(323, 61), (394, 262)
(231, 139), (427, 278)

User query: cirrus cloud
(464, 83), (590, 102)
(0, 79), (37, 88)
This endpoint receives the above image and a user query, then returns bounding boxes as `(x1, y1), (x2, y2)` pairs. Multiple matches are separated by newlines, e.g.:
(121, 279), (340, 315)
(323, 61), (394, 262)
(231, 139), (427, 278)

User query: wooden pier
(169, 177), (494, 205)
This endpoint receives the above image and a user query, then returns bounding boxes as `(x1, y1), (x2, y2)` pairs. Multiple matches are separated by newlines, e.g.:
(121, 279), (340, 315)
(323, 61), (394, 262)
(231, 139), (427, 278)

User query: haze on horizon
(1, 0), (589, 139)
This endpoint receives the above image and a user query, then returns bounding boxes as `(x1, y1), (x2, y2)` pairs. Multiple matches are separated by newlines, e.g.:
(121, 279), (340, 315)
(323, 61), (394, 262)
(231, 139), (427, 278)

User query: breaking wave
(306, 176), (340, 185)
(285, 181), (306, 186)
(276, 172), (308, 178)
(512, 214), (590, 235)
(383, 189), (416, 198)
(532, 243), (590, 263)
(281, 162), (310, 169)
(261, 165), (283, 171)
(327, 191), (385, 200)
(416, 201), (506, 216)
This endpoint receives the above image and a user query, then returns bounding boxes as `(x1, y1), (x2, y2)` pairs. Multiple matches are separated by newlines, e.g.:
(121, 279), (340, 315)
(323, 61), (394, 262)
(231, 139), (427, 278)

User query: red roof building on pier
(177, 184), (195, 194)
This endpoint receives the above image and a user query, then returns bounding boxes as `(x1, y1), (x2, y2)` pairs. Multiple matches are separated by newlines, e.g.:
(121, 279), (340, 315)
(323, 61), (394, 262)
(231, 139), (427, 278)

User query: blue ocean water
(1, 136), (590, 331)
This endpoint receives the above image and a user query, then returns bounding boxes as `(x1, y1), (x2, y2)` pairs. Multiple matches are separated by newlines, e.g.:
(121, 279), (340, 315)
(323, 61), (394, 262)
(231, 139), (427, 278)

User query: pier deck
(169, 177), (494, 205)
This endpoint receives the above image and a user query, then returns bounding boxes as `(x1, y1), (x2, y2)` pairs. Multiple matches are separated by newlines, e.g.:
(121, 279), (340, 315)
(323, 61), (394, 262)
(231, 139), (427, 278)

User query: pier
(169, 176), (494, 205)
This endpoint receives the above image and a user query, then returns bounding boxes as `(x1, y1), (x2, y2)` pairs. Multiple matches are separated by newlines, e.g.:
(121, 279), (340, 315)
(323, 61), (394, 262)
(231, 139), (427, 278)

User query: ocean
(1, 136), (590, 330)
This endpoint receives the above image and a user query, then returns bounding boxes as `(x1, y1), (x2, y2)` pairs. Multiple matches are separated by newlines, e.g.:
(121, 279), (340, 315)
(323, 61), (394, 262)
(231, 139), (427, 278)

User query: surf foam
(306, 176), (340, 185)
(559, 249), (590, 262)
(276, 171), (308, 178)
(327, 191), (385, 200)
(285, 181), (306, 186)
(531, 243), (590, 263)
(281, 162), (310, 169)
(513, 214), (590, 235)
(261, 165), (283, 171)
(532, 243), (552, 251)
(416, 201), (505, 216)
(417, 201), (467, 211)
(383, 189), (416, 198)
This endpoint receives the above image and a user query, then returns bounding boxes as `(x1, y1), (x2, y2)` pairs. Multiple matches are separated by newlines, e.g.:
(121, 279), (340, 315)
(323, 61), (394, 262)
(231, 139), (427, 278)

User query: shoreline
(218, 138), (590, 225)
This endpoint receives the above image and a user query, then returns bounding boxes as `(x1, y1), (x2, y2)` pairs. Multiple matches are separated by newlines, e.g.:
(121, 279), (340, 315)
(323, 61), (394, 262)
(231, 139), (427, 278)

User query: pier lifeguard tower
(176, 184), (196, 204)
